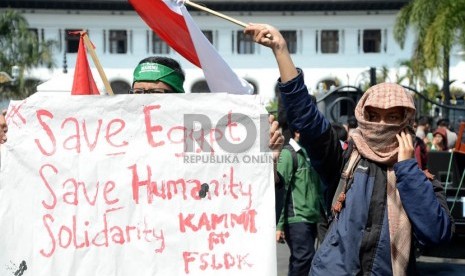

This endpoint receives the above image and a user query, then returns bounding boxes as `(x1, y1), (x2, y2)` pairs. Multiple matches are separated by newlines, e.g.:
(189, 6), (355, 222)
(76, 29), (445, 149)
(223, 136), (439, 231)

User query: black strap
(275, 144), (298, 224)
(359, 161), (387, 273)
(283, 144), (298, 178)
(281, 144), (299, 219)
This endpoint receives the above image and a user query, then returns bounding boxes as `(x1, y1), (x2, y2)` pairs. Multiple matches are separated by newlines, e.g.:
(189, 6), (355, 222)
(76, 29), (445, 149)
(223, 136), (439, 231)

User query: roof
(1, 0), (410, 12)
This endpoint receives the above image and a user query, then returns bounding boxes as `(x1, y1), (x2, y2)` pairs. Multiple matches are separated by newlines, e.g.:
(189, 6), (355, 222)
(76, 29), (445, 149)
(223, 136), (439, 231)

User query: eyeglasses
(128, 88), (174, 94)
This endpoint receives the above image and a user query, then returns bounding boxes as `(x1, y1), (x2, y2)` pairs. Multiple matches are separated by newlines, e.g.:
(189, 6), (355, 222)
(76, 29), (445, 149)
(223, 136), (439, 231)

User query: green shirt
(277, 139), (322, 230)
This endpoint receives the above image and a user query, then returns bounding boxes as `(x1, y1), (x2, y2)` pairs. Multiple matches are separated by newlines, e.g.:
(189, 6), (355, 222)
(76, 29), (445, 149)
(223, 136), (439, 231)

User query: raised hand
(244, 23), (285, 52)
(269, 114), (284, 162)
(244, 23), (298, 83)
(396, 130), (414, 162)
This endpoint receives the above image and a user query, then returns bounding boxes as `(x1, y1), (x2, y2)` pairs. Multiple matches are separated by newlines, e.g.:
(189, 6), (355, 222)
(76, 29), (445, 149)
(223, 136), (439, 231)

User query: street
(276, 243), (465, 275)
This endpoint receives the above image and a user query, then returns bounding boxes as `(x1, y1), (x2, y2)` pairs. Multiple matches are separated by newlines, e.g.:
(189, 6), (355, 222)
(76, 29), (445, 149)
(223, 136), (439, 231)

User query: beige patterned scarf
(350, 83), (415, 275)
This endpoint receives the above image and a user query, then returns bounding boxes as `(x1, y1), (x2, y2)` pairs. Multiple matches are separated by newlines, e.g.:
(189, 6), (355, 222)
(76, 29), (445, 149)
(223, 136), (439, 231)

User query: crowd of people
(0, 23), (456, 276)
(415, 116), (458, 152)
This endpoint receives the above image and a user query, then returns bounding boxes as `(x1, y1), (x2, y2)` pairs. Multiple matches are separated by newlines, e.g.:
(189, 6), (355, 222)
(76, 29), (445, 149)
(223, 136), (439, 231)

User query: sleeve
(278, 70), (344, 205)
(276, 149), (293, 230)
(394, 159), (453, 245)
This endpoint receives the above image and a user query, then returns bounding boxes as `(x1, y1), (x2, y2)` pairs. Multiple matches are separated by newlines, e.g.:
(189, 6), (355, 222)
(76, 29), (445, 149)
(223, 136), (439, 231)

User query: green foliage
(421, 83), (439, 115)
(356, 66), (391, 91)
(451, 84), (465, 99)
(266, 98), (278, 119)
(393, 0), (465, 107)
(396, 58), (435, 90)
(0, 9), (57, 99)
(393, 3), (413, 48)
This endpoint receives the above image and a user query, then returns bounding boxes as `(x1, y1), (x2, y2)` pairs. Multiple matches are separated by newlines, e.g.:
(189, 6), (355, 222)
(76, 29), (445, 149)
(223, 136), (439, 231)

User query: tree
(0, 9), (57, 99)
(355, 66), (391, 91)
(394, 0), (465, 115)
(396, 57), (429, 90)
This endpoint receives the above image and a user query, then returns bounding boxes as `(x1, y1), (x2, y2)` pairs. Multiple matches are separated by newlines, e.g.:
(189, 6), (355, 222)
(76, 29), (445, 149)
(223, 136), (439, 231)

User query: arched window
(316, 78), (340, 93)
(110, 80), (131, 94)
(245, 80), (258, 95)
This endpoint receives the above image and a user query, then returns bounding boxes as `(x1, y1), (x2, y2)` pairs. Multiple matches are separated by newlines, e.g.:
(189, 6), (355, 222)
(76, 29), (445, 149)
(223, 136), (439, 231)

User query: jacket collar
(289, 138), (301, 152)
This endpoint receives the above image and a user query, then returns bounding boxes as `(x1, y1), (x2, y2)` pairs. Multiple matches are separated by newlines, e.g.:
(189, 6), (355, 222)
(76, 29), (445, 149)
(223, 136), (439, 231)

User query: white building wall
(20, 9), (465, 102)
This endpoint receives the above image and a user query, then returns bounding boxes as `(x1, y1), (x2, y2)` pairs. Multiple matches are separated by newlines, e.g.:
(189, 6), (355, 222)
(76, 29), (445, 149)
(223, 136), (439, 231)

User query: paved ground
(276, 243), (289, 276)
(276, 243), (465, 276)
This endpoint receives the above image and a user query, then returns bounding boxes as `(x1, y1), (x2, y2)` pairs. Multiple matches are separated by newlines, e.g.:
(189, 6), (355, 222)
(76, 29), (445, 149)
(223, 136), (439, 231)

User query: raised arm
(244, 24), (298, 83)
(245, 24), (344, 205)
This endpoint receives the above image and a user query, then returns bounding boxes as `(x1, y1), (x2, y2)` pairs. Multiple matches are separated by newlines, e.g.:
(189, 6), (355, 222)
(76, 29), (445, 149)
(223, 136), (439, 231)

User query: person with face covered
(244, 24), (453, 275)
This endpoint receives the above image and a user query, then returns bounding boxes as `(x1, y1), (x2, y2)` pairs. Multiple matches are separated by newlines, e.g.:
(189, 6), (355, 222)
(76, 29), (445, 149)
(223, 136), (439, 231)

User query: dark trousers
(284, 222), (317, 276)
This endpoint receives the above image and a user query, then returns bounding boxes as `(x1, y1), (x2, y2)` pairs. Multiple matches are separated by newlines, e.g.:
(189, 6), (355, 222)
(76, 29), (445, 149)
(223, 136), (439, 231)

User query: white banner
(0, 93), (276, 276)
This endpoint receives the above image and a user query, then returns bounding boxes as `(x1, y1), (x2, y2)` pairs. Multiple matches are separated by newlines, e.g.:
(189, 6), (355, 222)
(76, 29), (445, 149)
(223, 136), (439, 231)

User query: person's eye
(147, 89), (165, 94)
(130, 88), (144, 94)
(368, 112), (380, 121)
(387, 114), (401, 122)
(147, 88), (173, 94)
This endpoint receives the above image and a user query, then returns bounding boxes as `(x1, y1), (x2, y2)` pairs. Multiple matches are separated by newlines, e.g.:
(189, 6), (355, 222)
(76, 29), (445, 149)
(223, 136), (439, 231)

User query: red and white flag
(71, 33), (100, 95)
(129, 0), (253, 94)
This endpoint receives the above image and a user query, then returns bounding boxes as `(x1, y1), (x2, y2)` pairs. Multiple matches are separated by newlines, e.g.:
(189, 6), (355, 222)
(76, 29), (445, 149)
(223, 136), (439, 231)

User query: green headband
(133, 62), (185, 93)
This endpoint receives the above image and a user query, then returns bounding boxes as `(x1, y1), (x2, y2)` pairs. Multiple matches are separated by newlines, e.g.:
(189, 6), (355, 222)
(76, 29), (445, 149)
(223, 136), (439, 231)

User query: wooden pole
(184, 0), (272, 39)
(81, 31), (114, 95)
(185, 0), (247, 28)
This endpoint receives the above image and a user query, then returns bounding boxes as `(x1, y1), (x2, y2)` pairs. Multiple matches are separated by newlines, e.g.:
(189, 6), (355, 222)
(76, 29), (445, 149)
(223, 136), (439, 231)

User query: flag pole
(184, 0), (247, 27)
(80, 32), (114, 96)
(184, 0), (273, 39)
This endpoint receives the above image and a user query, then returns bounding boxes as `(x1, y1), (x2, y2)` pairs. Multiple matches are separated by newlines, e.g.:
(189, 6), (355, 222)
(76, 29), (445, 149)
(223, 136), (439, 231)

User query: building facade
(1, 0), (464, 102)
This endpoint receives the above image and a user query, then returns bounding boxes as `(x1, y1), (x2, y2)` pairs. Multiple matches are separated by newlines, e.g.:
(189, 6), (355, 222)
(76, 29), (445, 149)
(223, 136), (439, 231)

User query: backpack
(275, 144), (298, 224)
(284, 144), (298, 178)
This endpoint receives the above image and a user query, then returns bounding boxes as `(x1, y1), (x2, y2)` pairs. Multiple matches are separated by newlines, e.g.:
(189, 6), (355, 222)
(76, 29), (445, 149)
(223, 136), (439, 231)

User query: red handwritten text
(129, 165), (252, 208)
(179, 210), (257, 234)
(40, 164), (119, 209)
(144, 105), (243, 156)
(40, 210), (165, 257)
(182, 251), (252, 274)
(34, 109), (128, 156)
